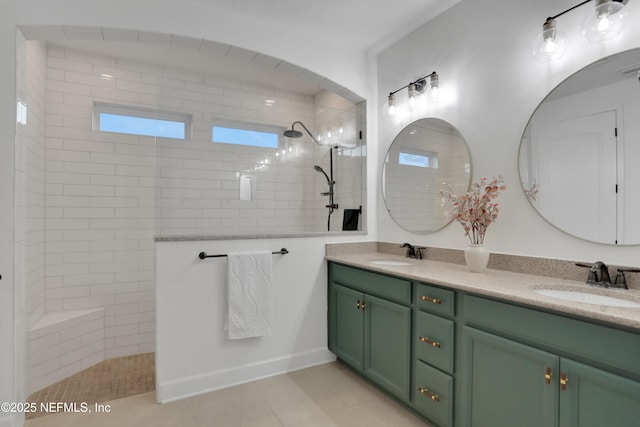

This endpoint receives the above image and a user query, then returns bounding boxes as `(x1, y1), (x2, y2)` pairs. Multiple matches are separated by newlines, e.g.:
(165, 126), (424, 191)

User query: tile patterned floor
(26, 352), (155, 420)
(24, 361), (431, 427)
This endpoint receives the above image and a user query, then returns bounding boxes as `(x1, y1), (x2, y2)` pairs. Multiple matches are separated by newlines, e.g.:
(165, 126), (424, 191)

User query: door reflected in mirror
(383, 118), (471, 234)
(519, 48), (640, 245)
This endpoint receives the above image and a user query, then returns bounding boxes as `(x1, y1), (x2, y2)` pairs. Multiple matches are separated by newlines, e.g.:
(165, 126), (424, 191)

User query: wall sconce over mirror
(383, 71), (439, 121)
(532, 0), (630, 62)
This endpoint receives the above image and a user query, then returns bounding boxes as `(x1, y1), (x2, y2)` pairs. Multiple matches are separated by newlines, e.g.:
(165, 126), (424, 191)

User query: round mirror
(519, 48), (640, 245)
(383, 118), (472, 233)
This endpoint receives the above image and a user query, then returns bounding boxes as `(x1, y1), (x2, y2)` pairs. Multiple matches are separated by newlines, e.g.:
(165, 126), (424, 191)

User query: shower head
(314, 165), (331, 184)
(283, 129), (303, 138)
(284, 121), (321, 145)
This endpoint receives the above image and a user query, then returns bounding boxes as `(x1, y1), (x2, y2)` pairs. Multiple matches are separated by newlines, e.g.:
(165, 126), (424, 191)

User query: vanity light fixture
(532, 0), (629, 62)
(582, 0), (628, 42)
(384, 71), (439, 119)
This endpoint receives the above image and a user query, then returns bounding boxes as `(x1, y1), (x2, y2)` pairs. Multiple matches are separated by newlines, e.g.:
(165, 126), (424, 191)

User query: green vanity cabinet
(463, 326), (559, 427)
(559, 358), (640, 427)
(328, 263), (412, 401)
(462, 294), (640, 427)
(328, 261), (640, 427)
(330, 283), (365, 368)
(413, 283), (456, 427)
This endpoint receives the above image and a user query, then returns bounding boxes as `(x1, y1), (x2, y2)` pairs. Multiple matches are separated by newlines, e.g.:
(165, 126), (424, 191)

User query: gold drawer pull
(420, 295), (442, 304)
(419, 336), (441, 348)
(545, 367), (552, 385)
(418, 387), (440, 402)
(560, 373), (568, 391)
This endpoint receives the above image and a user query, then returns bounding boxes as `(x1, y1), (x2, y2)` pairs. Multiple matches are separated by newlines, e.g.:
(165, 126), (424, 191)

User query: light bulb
(388, 104), (397, 116)
(383, 93), (398, 118)
(582, 0), (627, 43)
(532, 18), (566, 62)
(408, 83), (418, 108)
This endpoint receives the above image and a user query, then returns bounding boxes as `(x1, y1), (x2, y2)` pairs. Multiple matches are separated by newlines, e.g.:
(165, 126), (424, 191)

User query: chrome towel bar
(198, 248), (289, 259)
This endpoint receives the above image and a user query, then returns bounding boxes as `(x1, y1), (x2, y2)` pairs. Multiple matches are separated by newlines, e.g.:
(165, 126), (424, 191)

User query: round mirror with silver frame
(383, 118), (472, 234)
(518, 48), (640, 245)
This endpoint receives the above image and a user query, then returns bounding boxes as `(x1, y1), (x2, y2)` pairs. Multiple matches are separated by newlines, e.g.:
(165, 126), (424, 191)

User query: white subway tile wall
(15, 36), (48, 398)
(28, 309), (105, 392)
(18, 40), (362, 392)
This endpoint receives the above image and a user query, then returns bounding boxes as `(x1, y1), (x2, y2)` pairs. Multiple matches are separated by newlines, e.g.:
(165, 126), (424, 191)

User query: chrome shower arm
(290, 121), (321, 145)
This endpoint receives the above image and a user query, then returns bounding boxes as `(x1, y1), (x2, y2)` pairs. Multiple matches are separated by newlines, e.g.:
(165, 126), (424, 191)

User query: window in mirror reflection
(399, 151), (438, 168)
(383, 118), (471, 234)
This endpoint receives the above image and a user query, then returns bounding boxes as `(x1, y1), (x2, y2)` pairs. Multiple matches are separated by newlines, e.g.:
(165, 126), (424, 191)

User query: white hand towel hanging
(226, 251), (273, 339)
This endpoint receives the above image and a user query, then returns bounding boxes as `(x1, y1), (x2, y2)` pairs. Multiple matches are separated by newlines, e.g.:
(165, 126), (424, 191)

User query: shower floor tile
(26, 352), (155, 420)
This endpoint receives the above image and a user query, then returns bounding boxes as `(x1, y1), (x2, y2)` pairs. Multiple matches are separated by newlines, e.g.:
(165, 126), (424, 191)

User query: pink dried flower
(440, 176), (506, 244)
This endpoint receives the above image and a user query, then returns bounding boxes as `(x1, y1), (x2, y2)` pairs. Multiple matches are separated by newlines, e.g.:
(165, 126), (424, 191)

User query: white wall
(377, 0), (640, 267)
(2, 2), (376, 425)
(156, 237), (338, 402)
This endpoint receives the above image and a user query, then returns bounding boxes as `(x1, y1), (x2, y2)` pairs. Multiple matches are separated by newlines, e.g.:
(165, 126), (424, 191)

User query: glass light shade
(582, 0), (627, 43)
(429, 73), (439, 98)
(383, 93), (397, 118)
(407, 83), (419, 107)
(532, 20), (567, 62)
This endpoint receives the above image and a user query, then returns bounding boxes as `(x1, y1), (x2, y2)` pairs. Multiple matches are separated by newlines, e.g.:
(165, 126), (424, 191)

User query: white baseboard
(156, 348), (336, 403)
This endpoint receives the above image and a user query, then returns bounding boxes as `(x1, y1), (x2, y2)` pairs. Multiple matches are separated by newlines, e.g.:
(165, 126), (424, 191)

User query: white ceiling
(188, 0), (462, 54)
(19, 0), (462, 98)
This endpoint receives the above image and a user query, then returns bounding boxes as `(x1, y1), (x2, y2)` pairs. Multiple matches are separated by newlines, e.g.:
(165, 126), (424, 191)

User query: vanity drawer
(416, 283), (455, 317)
(416, 311), (455, 374)
(464, 294), (640, 379)
(414, 360), (453, 427)
(329, 263), (412, 305)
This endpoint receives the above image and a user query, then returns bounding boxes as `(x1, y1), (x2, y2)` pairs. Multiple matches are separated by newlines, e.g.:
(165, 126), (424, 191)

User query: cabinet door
(463, 327), (559, 427)
(559, 359), (640, 427)
(365, 294), (411, 400)
(329, 283), (365, 369)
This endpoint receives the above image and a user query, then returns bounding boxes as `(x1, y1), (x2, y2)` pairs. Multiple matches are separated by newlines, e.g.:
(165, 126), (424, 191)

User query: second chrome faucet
(576, 261), (640, 289)
(400, 243), (426, 260)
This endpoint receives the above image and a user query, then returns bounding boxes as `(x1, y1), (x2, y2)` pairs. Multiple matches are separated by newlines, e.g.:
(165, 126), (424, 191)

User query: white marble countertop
(326, 252), (640, 331)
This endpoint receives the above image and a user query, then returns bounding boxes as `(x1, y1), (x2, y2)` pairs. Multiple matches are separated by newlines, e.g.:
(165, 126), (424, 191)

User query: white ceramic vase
(465, 244), (489, 272)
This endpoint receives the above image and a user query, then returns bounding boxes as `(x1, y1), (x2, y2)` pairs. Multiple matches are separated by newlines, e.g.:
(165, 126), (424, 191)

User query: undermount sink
(368, 260), (413, 266)
(534, 289), (640, 308)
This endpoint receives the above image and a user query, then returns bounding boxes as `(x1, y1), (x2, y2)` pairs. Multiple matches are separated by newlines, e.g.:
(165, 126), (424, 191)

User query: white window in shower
(211, 121), (280, 149)
(93, 103), (191, 139)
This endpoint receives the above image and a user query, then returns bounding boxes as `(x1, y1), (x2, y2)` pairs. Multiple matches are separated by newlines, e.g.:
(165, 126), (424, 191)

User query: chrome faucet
(400, 243), (425, 259)
(611, 267), (640, 290)
(591, 261), (611, 287)
(576, 261), (611, 287)
(577, 261), (640, 289)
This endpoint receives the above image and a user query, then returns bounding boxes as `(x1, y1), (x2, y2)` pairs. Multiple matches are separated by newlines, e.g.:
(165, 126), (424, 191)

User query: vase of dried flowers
(441, 176), (506, 272)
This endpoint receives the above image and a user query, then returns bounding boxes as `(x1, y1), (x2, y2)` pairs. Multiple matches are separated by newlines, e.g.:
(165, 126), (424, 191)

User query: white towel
(225, 251), (273, 339)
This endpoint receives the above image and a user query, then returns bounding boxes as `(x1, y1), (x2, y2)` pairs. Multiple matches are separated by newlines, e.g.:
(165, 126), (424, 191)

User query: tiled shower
(15, 33), (363, 395)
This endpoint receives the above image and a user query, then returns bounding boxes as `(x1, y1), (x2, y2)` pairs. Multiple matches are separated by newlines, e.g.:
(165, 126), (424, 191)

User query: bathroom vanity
(326, 252), (640, 427)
